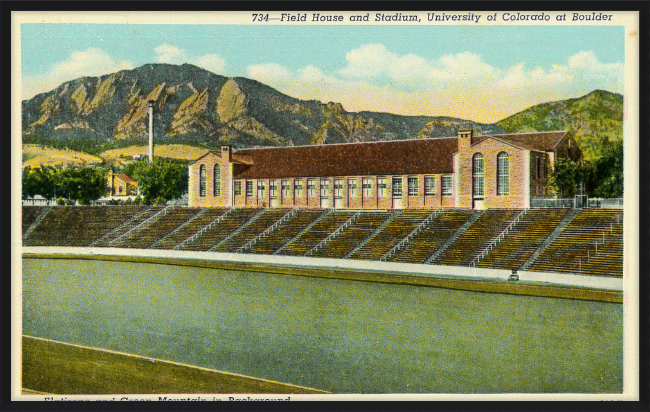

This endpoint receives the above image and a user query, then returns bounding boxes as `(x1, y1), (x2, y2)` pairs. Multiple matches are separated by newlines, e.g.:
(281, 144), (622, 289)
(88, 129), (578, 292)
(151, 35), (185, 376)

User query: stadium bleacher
(478, 209), (570, 271)
(277, 211), (357, 257)
(24, 206), (147, 247)
(151, 208), (227, 250)
(213, 208), (293, 253)
(21, 205), (625, 276)
(246, 209), (325, 255)
(528, 209), (623, 276)
(389, 210), (474, 264)
(348, 209), (433, 261)
(430, 209), (521, 267)
(311, 211), (391, 259)
(115, 207), (203, 249)
(22, 206), (46, 236)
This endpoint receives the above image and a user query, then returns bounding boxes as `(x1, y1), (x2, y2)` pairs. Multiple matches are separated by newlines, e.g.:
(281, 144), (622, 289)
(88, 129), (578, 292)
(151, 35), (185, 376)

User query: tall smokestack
(148, 100), (154, 164)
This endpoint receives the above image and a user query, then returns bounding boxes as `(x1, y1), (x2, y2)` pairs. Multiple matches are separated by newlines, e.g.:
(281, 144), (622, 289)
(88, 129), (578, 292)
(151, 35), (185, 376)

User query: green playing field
(22, 258), (623, 393)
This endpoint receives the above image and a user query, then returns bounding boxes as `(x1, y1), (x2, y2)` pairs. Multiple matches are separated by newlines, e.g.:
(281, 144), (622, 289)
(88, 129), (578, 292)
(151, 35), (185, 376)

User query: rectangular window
(282, 180), (291, 200)
(425, 176), (436, 196)
(294, 180), (304, 198)
(234, 180), (242, 196)
(307, 179), (317, 197)
(334, 179), (344, 199)
(348, 178), (358, 198)
(392, 177), (403, 198)
(442, 176), (453, 197)
(246, 181), (254, 197)
(362, 178), (372, 198)
(408, 177), (418, 197)
(377, 177), (388, 198)
(320, 179), (331, 197)
(270, 180), (278, 198)
(257, 181), (265, 198)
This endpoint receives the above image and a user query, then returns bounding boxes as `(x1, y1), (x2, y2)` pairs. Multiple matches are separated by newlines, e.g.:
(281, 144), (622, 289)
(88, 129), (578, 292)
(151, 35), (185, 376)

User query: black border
(2, 1), (648, 411)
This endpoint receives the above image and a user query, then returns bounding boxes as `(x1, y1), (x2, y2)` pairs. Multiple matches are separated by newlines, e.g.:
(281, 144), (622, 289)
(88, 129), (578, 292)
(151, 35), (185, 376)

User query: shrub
(65, 199), (75, 206)
(133, 196), (142, 205)
(56, 197), (65, 206)
(124, 198), (132, 205)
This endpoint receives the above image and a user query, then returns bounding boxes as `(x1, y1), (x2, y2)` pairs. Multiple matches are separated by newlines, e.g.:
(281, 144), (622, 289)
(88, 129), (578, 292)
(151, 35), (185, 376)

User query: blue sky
(21, 24), (624, 122)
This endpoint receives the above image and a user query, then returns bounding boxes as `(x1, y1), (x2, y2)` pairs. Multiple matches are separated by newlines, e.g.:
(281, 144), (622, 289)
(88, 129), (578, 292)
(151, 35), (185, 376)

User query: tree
(22, 166), (57, 200)
(130, 159), (188, 204)
(59, 167), (107, 204)
(592, 139), (623, 198)
(548, 159), (593, 198)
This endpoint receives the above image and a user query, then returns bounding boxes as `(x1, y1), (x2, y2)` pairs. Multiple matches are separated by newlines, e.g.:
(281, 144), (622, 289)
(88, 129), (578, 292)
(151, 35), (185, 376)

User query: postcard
(11, 8), (640, 402)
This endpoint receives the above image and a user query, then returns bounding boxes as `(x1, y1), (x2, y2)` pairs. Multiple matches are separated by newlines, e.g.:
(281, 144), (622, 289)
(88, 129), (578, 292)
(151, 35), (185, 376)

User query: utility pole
(148, 100), (154, 164)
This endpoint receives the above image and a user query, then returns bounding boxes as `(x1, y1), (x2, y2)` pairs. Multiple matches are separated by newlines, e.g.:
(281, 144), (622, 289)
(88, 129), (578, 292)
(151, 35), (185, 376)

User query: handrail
(345, 210), (399, 259)
(22, 205), (53, 241)
(150, 208), (208, 248)
(380, 209), (441, 261)
(174, 208), (233, 250)
(469, 209), (526, 267)
(208, 208), (268, 252)
(237, 208), (299, 253)
(306, 211), (361, 256)
(89, 205), (153, 246)
(109, 205), (172, 246)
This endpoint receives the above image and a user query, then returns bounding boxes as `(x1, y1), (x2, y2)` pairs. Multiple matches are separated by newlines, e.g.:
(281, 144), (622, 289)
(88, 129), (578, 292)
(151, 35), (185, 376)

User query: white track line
(22, 335), (329, 394)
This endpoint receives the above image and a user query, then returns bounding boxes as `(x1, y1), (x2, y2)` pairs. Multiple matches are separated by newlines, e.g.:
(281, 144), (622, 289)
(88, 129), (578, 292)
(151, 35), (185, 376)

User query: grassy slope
(22, 144), (103, 169)
(22, 337), (326, 395)
(99, 144), (210, 164)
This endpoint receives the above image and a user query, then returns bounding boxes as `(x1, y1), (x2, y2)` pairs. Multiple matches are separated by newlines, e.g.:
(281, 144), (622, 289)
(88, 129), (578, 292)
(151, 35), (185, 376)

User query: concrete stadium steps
(246, 209), (325, 255)
(477, 209), (570, 271)
(528, 209), (623, 276)
(580, 224), (623, 275)
(430, 209), (522, 267)
(151, 208), (227, 250)
(182, 208), (262, 252)
(24, 206), (148, 247)
(388, 210), (474, 264)
(213, 209), (293, 253)
(22, 206), (46, 236)
(348, 210), (433, 261)
(93, 206), (166, 247)
(277, 211), (358, 257)
(311, 211), (391, 259)
(115, 208), (203, 249)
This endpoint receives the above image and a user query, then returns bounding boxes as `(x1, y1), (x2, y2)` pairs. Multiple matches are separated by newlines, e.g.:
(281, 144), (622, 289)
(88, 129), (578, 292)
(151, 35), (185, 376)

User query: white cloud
(154, 43), (226, 74)
(154, 44), (187, 64)
(22, 48), (133, 100)
(194, 54), (226, 74)
(247, 63), (292, 84)
(246, 45), (623, 123)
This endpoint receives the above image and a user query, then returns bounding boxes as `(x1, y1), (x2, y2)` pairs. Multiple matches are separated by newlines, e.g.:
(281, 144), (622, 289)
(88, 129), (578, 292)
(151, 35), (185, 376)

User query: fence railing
(380, 209), (441, 262)
(530, 197), (623, 209)
(469, 209), (527, 267)
(236, 208), (299, 253)
(306, 212), (361, 257)
(173, 208), (233, 250)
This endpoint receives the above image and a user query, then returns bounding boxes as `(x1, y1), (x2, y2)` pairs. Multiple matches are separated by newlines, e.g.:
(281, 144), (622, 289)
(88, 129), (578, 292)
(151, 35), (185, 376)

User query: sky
(21, 24), (625, 123)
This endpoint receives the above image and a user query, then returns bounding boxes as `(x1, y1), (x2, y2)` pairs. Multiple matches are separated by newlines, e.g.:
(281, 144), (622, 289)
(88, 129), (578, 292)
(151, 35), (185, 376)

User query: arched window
(199, 164), (207, 197)
(497, 152), (510, 196)
(472, 153), (484, 197)
(213, 164), (221, 196)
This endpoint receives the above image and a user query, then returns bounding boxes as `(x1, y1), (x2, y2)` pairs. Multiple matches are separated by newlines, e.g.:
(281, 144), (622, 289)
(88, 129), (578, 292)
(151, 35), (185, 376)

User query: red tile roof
(488, 131), (568, 152)
(232, 138), (458, 179)
(116, 174), (136, 184)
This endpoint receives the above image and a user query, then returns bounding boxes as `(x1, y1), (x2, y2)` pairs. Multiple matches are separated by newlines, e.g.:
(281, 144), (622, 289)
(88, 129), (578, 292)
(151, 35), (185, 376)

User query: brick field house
(188, 128), (582, 210)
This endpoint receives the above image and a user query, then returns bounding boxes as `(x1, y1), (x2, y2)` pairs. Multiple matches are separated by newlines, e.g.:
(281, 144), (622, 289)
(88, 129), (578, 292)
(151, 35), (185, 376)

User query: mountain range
(22, 63), (623, 162)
